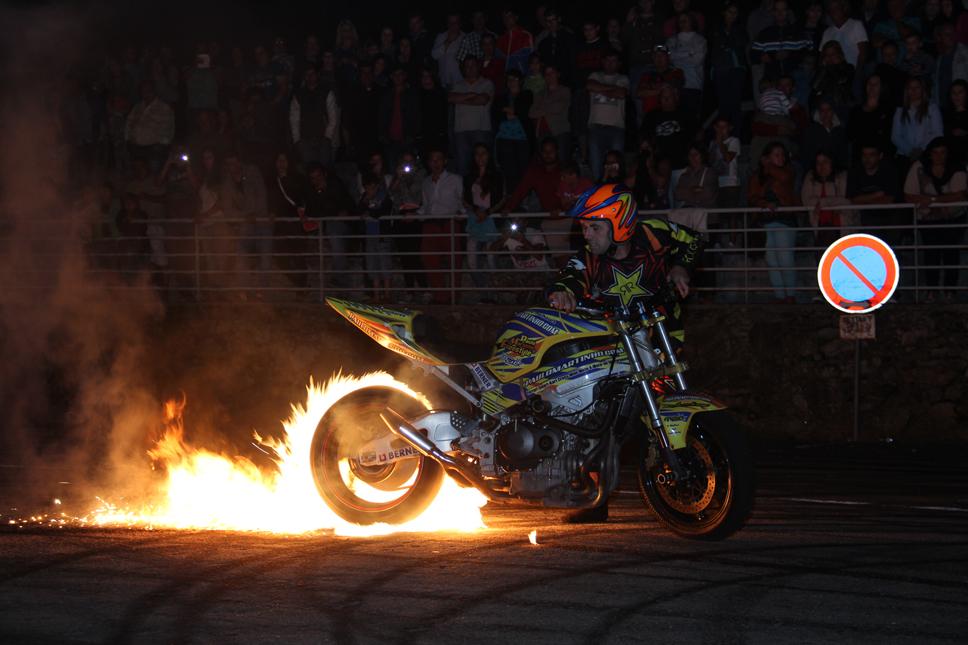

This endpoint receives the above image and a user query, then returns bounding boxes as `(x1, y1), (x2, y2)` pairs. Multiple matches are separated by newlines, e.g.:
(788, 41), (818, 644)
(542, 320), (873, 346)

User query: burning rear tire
(638, 413), (754, 540)
(310, 386), (444, 525)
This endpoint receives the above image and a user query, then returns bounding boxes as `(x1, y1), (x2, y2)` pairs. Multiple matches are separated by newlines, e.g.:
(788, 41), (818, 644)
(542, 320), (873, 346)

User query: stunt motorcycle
(313, 294), (753, 539)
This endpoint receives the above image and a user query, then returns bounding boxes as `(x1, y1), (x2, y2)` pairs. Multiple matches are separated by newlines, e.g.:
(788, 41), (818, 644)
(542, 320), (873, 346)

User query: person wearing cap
(635, 44), (684, 116)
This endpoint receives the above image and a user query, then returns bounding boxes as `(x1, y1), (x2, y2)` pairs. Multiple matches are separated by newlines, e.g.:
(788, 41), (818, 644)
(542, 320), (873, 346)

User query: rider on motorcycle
(547, 183), (701, 348)
(545, 183), (701, 523)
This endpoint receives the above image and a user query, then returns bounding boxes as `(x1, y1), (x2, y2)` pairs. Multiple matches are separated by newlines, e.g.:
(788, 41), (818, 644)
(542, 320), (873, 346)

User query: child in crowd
(359, 171), (394, 301)
(524, 54), (547, 96)
(757, 78), (795, 117)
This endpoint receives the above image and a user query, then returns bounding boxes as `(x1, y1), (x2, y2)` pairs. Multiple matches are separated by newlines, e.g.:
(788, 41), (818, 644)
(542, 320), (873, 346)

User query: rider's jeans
(764, 222), (797, 299)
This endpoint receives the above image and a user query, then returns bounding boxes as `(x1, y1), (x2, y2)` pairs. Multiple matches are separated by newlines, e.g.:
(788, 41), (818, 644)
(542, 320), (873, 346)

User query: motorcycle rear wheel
(638, 413), (753, 539)
(310, 386), (444, 525)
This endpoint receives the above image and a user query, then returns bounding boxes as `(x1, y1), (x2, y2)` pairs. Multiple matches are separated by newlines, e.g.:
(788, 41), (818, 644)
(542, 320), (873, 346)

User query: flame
(90, 372), (488, 535)
(528, 529), (538, 545)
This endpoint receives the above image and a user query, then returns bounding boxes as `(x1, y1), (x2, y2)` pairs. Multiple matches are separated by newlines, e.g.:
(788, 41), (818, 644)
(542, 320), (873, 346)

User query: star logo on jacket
(603, 265), (653, 307)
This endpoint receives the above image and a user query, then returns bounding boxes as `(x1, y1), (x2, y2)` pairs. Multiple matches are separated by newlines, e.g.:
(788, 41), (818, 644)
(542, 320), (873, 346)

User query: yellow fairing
(657, 394), (727, 449)
(485, 308), (617, 383)
(326, 297), (447, 365)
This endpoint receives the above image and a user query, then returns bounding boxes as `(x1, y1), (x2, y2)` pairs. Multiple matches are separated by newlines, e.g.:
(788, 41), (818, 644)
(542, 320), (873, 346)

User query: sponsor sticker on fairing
(469, 363), (497, 390)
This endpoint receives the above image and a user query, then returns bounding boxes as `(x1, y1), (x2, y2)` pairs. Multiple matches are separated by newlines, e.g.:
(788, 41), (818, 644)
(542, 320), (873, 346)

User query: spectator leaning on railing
(801, 150), (852, 249)
(222, 153), (270, 294)
(748, 142), (799, 304)
(301, 163), (354, 291)
(903, 136), (967, 301)
(419, 149), (465, 304)
(846, 142), (903, 247)
(389, 152), (427, 299)
(462, 143), (504, 301)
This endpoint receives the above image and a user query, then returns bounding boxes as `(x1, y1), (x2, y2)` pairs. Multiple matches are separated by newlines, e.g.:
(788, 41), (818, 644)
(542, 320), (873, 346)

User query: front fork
(617, 303), (687, 477)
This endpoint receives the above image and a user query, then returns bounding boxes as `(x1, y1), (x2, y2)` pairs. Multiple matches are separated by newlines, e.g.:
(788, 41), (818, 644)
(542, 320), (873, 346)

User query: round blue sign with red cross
(817, 234), (899, 314)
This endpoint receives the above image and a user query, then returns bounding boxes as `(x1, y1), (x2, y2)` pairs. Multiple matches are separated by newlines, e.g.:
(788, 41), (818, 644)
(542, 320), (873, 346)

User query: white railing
(1, 202), (966, 305)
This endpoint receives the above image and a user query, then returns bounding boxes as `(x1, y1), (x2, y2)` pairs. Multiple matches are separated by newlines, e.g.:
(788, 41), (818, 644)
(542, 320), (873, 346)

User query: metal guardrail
(1, 202), (966, 305)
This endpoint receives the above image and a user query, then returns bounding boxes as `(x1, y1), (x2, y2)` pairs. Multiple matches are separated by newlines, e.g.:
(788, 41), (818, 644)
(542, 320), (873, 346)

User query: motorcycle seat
(412, 313), (494, 365)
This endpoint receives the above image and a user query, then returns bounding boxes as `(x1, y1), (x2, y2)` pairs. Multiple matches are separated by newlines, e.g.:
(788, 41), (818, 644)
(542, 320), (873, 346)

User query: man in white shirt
(419, 149), (465, 303)
(448, 56), (495, 176)
(432, 14), (466, 89)
(820, 0), (869, 69)
(586, 50), (629, 181)
(125, 81), (175, 173)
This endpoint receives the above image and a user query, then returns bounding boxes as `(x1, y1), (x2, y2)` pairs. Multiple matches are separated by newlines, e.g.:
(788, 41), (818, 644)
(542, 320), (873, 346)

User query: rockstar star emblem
(603, 265), (652, 307)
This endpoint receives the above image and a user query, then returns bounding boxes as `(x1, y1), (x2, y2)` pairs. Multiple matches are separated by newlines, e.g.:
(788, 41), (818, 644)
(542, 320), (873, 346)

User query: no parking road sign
(817, 234), (899, 314)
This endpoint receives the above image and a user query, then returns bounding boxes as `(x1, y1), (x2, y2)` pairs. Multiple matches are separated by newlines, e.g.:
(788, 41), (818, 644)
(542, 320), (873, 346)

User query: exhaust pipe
(379, 408), (500, 500)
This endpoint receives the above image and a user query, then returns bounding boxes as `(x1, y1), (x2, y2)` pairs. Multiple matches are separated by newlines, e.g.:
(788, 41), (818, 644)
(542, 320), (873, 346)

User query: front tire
(638, 413), (754, 539)
(310, 386), (444, 525)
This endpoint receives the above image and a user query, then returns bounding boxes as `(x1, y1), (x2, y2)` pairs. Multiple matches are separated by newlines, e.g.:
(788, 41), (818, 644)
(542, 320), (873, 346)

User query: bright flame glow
(90, 372), (488, 536)
(529, 529), (538, 545)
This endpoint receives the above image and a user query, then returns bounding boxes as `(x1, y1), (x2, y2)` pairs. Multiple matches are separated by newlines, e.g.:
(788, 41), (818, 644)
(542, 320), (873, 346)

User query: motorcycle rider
(547, 183), (700, 344)
(546, 182), (701, 523)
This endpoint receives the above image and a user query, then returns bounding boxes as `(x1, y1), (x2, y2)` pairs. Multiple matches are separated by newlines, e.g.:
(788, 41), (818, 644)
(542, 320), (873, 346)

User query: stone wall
(424, 303), (968, 443)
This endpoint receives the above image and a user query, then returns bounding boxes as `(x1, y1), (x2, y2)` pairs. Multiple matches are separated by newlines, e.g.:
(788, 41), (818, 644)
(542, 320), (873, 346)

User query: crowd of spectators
(54, 0), (968, 303)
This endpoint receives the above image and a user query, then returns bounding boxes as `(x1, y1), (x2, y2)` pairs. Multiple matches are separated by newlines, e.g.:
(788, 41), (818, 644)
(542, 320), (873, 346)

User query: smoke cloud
(0, 5), (167, 508)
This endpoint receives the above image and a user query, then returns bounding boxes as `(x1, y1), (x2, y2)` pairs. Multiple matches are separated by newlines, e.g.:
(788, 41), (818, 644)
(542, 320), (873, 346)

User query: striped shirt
(758, 88), (792, 116)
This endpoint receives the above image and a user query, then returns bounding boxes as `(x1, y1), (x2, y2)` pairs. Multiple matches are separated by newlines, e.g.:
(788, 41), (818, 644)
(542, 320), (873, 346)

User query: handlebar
(571, 283), (679, 317)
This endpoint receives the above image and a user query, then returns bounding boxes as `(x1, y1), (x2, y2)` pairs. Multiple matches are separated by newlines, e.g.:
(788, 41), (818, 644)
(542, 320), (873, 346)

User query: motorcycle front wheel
(310, 386), (443, 525)
(638, 413), (754, 539)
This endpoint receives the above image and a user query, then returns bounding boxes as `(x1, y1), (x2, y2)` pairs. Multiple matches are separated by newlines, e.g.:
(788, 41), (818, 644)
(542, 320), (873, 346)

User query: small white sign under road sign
(839, 314), (875, 340)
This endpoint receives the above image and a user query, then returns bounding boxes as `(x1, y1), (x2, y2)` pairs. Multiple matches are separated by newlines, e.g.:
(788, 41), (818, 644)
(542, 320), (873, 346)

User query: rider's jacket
(547, 218), (701, 343)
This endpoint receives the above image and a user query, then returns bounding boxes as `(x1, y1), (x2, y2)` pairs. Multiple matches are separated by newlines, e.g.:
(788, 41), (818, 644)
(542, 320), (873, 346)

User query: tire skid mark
(392, 539), (968, 644)
(166, 538), (371, 644)
(323, 534), (532, 645)
(107, 547), (294, 644)
(314, 526), (630, 644)
(583, 547), (968, 643)
(0, 530), (208, 584)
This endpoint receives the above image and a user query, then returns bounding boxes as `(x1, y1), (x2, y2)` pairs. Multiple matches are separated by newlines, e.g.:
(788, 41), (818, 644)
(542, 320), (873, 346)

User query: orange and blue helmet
(567, 183), (638, 242)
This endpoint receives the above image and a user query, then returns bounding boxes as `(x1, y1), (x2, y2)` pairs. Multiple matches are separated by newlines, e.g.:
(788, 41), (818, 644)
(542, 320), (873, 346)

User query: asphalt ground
(1, 444), (966, 644)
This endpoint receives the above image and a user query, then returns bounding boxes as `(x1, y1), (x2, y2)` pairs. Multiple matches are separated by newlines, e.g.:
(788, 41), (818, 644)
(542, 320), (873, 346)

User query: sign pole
(820, 235), (898, 443)
(853, 338), (860, 442)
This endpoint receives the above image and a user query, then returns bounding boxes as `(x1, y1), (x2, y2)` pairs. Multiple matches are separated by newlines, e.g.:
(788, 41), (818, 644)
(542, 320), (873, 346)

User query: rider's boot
(564, 503), (609, 524)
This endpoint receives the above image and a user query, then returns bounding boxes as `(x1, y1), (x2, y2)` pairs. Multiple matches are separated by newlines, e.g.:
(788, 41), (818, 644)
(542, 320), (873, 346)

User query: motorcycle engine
(496, 397), (612, 503)
(454, 384), (615, 505)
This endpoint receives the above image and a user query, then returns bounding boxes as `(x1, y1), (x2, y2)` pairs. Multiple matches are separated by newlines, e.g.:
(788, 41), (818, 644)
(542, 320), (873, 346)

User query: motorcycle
(313, 294), (754, 539)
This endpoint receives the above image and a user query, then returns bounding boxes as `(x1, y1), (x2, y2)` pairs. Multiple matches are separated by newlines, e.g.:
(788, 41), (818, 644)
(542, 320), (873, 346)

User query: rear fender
(658, 393), (728, 450)
(326, 297), (447, 365)
(356, 411), (459, 466)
